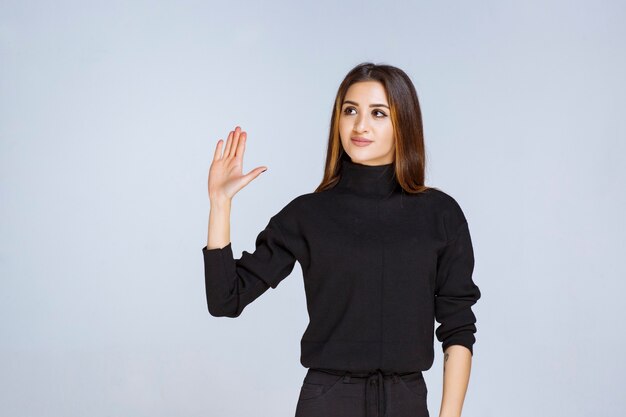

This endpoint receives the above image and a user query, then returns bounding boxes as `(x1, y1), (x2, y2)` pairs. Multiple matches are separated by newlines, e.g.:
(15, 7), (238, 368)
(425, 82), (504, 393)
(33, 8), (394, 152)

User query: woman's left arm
(438, 345), (472, 417)
(433, 209), (481, 417)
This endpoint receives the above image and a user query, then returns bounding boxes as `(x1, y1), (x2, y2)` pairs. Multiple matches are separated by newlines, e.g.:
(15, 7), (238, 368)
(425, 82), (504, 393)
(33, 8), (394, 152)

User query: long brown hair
(315, 62), (434, 195)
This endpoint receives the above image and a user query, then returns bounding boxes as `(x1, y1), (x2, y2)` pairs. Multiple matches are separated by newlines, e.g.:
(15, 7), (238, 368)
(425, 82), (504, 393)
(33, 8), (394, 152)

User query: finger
(213, 137), (224, 161)
(235, 131), (246, 162)
(230, 127), (243, 158)
(223, 129), (234, 159)
(227, 126), (241, 159)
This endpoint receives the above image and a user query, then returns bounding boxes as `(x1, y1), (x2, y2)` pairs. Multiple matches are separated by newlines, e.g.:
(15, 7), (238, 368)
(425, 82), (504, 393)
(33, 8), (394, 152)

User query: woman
(202, 62), (481, 417)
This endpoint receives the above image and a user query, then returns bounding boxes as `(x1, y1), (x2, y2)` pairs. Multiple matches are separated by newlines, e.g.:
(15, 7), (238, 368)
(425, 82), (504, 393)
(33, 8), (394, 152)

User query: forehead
(343, 81), (388, 104)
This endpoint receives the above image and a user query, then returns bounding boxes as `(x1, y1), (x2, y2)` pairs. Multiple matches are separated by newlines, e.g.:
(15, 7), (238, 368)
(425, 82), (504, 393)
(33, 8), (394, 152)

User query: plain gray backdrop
(1, 0), (625, 416)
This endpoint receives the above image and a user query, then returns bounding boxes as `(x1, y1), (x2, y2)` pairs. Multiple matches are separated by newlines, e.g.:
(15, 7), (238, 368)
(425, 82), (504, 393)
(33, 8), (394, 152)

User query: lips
(351, 137), (373, 147)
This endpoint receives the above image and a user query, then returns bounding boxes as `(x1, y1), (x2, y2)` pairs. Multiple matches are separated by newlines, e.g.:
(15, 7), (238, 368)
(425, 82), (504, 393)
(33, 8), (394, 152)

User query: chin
(352, 156), (388, 166)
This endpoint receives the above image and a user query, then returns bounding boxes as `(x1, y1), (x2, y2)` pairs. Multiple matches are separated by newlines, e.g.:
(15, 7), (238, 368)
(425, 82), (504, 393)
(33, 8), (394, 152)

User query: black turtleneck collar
(335, 155), (399, 198)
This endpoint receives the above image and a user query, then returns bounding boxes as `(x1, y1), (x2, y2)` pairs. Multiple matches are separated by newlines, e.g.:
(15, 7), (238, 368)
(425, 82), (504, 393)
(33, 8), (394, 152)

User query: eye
(343, 106), (356, 115)
(373, 109), (387, 118)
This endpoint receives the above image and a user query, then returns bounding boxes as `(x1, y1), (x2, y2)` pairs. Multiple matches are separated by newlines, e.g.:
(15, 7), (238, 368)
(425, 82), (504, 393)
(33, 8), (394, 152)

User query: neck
(335, 156), (399, 198)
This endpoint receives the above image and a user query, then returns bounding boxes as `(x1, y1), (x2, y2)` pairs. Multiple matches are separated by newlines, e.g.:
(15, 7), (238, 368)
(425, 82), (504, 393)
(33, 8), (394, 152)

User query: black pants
(294, 368), (429, 417)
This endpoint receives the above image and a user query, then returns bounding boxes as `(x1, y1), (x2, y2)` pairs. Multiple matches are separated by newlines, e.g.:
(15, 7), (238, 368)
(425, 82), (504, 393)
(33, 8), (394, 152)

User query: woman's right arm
(204, 126), (298, 318)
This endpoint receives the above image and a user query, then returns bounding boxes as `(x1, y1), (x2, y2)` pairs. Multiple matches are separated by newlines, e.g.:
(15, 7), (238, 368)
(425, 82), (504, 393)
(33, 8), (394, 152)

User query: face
(339, 81), (395, 166)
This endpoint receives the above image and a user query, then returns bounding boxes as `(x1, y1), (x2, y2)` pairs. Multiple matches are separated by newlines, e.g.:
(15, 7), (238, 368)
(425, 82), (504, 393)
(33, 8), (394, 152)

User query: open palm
(208, 126), (268, 202)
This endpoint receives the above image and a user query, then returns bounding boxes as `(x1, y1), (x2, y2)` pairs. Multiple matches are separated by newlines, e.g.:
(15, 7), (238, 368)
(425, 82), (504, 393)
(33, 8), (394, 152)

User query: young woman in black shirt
(203, 62), (481, 417)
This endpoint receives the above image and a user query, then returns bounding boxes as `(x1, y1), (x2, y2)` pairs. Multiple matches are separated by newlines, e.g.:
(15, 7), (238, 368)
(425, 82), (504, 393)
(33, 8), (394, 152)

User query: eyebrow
(342, 100), (389, 109)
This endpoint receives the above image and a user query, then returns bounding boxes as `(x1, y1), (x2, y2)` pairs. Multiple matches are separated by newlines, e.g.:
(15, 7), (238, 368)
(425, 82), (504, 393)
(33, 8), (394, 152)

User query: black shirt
(202, 157), (481, 372)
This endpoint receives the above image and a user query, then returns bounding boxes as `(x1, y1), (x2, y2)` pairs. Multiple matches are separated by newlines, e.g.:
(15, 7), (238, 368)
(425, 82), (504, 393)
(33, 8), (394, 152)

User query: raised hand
(208, 126), (268, 203)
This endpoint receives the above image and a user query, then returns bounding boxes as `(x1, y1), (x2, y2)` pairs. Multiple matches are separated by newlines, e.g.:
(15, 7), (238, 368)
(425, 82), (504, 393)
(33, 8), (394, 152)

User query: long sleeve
(202, 216), (297, 318)
(434, 220), (481, 355)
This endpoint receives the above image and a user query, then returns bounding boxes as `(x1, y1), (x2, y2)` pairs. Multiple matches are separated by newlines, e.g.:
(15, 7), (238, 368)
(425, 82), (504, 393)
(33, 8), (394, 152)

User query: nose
(353, 113), (370, 133)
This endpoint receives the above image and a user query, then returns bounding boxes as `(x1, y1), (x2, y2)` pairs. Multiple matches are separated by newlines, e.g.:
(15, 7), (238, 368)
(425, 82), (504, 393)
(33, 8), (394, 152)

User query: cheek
(338, 119), (350, 140)
(382, 123), (395, 147)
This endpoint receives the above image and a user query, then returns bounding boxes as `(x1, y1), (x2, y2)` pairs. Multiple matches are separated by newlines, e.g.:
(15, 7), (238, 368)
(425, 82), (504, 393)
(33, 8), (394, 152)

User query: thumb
(241, 166), (268, 186)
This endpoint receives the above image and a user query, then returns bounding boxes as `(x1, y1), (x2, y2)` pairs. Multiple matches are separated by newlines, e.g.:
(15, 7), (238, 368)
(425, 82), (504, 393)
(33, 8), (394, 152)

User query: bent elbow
(206, 298), (242, 318)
